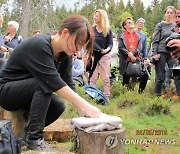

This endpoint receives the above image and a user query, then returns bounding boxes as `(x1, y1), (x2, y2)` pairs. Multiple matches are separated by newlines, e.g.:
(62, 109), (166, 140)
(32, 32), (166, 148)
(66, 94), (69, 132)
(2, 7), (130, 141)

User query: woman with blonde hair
(89, 9), (113, 99)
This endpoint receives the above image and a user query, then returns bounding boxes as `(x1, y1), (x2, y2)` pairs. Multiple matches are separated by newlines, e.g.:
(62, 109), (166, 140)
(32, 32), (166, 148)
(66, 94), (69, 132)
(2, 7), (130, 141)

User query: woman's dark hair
(59, 15), (94, 61)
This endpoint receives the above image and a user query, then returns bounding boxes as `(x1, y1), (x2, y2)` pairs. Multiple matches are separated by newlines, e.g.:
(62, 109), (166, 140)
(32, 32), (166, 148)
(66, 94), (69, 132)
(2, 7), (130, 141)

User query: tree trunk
(19, 0), (32, 39)
(75, 127), (126, 154)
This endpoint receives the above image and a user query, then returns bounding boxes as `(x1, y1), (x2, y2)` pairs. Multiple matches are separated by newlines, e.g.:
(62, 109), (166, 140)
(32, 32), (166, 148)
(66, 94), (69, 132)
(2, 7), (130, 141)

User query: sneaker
(26, 138), (52, 151)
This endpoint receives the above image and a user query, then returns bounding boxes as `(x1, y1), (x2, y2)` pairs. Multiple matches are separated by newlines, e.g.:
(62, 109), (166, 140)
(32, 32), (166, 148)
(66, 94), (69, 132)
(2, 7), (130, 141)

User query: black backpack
(0, 120), (21, 154)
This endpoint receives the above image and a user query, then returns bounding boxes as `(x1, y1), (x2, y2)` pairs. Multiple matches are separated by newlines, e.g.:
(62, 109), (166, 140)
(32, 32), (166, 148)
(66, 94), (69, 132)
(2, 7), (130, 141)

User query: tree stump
(75, 127), (126, 154)
(0, 107), (26, 137)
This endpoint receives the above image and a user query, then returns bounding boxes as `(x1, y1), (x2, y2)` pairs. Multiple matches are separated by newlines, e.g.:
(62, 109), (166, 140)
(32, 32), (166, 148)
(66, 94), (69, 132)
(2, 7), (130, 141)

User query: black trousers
(155, 53), (180, 96)
(122, 73), (149, 93)
(0, 78), (65, 140)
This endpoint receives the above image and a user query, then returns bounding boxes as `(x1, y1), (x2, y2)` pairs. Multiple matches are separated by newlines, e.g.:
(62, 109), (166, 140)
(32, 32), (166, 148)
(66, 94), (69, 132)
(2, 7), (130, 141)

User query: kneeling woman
(0, 15), (101, 151)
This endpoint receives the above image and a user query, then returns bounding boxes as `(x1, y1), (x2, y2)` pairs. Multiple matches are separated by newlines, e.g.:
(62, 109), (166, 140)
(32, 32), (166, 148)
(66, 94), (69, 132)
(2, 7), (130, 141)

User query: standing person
(72, 52), (85, 86)
(118, 17), (142, 91)
(89, 9), (113, 99)
(110, 34), (119, 83)
(0, 13), (9, 69)
(0, 15), (101, 151)
(135, 18), (147, 58)
(151, 6), (180, 98)
(135, 18), (150, 92)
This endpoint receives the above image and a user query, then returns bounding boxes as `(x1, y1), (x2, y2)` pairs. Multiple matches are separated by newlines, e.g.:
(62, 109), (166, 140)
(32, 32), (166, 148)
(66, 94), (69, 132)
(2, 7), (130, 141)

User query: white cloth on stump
(71, 113), (122, 133)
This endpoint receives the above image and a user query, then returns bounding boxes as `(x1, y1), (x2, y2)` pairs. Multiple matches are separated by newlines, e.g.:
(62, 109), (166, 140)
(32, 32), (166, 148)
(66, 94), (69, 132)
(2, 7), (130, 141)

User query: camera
(170, 64), (180, 79)
(164, 32), (180, 52)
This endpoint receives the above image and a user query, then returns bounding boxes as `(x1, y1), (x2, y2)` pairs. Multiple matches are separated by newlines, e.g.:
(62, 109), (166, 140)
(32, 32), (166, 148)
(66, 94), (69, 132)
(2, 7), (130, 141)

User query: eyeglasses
(126, 21), (133, 24)
(176, 15), (180, 18)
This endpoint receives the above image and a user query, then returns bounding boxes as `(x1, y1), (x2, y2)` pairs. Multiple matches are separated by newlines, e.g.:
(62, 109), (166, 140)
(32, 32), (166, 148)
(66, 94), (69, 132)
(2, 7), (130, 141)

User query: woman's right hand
(81, 103), (101, 118)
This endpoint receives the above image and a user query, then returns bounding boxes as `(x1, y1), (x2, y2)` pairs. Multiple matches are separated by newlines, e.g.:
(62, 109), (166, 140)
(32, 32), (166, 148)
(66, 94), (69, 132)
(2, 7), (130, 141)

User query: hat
(136, 18), (146, 24)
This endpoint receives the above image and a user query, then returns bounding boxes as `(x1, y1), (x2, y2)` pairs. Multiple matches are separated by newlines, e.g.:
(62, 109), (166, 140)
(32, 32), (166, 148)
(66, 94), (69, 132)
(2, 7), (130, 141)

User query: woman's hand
(80, 102), (101, 118)
(128, 52), (136, 62)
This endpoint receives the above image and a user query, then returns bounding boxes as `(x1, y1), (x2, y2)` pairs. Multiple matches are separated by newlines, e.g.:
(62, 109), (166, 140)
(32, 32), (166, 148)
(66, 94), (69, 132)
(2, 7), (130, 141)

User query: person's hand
(167, 39), (180, 60)
(144, 58), (150, 65)
(128, 52), (136, 62)
(171, 50), (180, 60)
(0, 46), (8, 52)
(167, 39), (180, 50)
(153, 54), (160, 61)
(82, 103), (101, 118)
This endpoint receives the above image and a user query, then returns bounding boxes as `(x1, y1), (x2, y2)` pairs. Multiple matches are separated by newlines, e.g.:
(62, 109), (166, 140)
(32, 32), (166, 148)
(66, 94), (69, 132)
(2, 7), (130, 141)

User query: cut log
(44, 119), (73, 142)
(75, 127), (126, 154)
(0, 107), (26, 137)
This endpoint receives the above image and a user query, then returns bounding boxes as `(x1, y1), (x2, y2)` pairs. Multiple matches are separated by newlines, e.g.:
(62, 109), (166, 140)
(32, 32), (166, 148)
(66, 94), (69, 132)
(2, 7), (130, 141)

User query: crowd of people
(0, 5), (179, 151)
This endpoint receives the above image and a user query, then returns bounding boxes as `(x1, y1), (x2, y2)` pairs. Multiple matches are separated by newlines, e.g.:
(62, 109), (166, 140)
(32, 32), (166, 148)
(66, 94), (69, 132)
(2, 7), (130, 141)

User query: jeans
(0, 78), (65, 140)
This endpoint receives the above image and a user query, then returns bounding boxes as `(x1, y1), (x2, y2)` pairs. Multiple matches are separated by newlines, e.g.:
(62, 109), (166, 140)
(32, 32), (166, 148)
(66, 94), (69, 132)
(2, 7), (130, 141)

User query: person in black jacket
(0, 15), (101, 151)
(118, 17), (149, 93)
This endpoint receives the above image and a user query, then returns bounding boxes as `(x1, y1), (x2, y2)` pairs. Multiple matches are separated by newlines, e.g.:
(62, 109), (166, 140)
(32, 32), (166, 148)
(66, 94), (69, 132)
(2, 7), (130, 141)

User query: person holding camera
(167, 39), (180, 61)
(151, 6), (180, 98)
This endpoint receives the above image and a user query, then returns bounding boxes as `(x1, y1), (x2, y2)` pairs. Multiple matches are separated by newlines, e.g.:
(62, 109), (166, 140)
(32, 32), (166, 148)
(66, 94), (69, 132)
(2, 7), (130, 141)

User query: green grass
(61, 76), (180, 154)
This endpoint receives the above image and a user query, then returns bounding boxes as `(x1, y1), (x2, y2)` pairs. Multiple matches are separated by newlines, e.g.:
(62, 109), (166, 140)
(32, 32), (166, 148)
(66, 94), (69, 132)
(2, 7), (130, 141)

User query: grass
(61, 74), (180, 154)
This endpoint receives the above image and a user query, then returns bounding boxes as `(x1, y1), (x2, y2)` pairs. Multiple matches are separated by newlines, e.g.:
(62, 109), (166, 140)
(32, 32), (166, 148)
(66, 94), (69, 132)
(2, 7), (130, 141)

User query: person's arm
(102, 29), (113, 54)
(151, 23), (162, 60)
(118, 33), (129, 56)
(55, 86), (101, 118)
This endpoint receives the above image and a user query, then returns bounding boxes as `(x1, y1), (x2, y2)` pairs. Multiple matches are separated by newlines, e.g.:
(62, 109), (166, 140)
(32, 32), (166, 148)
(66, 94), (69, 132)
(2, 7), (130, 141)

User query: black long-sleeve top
(93, 26), (113, 55)
(0, 34), (75, 94)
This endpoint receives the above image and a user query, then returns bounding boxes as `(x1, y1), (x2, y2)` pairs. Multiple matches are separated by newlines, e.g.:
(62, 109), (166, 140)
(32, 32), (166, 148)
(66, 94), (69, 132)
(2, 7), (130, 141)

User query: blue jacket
(5, 33), (22, 49)
(0, 32), (5, 58)
(137, 31), (147, 57)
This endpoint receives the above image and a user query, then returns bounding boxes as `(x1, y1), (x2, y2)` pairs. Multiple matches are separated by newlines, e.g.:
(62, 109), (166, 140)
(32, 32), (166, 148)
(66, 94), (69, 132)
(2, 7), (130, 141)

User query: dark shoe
(26, 138), (52, 151)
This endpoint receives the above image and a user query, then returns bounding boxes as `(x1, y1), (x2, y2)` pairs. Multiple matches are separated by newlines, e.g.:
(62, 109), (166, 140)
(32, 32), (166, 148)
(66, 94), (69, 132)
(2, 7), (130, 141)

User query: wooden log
(0, 107), (26, 137)
(75, 127), (126, 154)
